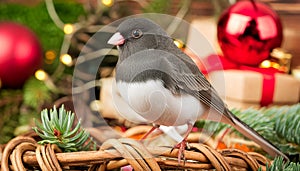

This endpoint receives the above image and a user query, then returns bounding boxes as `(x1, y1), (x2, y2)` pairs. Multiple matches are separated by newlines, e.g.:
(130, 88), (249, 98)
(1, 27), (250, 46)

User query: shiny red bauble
(0, 22), (43, 88)
(217, 1), (283, 66)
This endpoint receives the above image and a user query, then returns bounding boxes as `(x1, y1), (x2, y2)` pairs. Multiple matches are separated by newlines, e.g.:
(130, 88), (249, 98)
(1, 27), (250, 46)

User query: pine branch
(195, 104), (300, 156)
(274, 105), (300, 145)
(32, 105), (97, 152)
(258, 157), (300, 171)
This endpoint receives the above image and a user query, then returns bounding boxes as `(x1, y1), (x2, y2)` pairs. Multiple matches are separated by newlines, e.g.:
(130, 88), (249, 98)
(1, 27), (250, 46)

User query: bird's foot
(171, 139), (190, 165)
(139, 124), (160, 141)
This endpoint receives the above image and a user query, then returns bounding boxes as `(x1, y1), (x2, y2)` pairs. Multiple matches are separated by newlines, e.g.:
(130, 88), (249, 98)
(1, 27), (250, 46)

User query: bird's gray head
(107, 18), (172, 60)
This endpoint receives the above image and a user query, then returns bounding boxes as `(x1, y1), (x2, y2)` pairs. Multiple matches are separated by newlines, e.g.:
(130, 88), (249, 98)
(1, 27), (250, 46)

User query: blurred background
(0, 0), (299, 144)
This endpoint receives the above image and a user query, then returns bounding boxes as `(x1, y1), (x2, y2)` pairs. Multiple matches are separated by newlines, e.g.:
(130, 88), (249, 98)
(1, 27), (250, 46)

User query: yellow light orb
(63, 24), (74, 34)
(102, 0), (114, 7)
(35, 70), (48, 81)
(60, 54), (73, 66)
(173, 39), (184, 49)
(45, 50), (56, 60)
(90, 100), (103, 111)
(260, 60), (271, 68)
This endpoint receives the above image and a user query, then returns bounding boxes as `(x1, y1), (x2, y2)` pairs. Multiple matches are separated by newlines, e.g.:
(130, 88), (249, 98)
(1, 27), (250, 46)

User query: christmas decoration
(217, 0), (283, 66)
(209, 69), (299, 108)
(198, 0), (291, 108)
(32, 105), (97, 152)
(0, 1), (85, 144)
(1, 1), (299, 169)
(197, 52), (299, 107)
(260, 48), (292, 73)
(0, 22), (43, 88)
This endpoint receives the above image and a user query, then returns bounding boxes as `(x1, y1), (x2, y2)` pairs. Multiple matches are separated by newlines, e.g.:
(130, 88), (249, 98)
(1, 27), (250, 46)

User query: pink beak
(107, 32), (125, 46)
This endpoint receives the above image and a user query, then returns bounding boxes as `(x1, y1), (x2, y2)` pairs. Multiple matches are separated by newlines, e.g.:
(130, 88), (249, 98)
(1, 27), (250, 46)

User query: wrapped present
(209, 69), (300, 109)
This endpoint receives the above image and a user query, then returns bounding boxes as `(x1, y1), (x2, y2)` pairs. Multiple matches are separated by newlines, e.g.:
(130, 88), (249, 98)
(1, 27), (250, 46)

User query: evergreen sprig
(195, 104), (300, 156)
(33, 105), (97, 152)
(258, 157), (300, 171)
(274, 105), (300, 145)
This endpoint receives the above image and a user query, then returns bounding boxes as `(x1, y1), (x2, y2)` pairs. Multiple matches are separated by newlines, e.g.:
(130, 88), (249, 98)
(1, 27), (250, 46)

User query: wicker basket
(0, 126), (270, 171)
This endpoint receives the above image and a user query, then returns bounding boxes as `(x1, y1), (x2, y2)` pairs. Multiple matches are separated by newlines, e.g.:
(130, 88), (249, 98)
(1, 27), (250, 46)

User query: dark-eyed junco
(107, 17), (288, 162)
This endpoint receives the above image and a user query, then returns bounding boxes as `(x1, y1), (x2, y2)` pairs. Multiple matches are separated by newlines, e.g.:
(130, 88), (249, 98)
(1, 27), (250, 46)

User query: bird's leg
(140, 123), (160, 140)
(215, 128), (231, 149)
(171, 122), (194, 164)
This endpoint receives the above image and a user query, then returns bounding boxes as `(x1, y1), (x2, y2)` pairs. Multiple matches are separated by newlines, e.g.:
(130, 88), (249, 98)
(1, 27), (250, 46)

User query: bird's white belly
(116, 80), (206, 126)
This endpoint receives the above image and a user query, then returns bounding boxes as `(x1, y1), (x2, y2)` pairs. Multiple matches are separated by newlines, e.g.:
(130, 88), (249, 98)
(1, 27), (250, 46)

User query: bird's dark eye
(132, 29), (143, 38)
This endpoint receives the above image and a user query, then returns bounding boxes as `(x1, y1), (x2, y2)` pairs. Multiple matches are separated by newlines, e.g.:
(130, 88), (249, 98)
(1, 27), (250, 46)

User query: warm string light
(60, 54), (73, 66)
(260, 60), (272, 68)
(45, 50), (56, 64)
(102, 0), (114, 7)
(38, 0), (76, 93)
(35, 69), (59, 93)
(35, 69), (48, 81)
(63, 24), (74, 34)
(260, 60), (280, 69)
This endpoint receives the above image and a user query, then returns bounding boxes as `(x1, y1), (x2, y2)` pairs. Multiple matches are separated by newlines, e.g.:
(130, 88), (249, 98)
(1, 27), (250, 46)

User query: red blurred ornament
(0, 22), (43, 88)
(217, 0), (283, 66)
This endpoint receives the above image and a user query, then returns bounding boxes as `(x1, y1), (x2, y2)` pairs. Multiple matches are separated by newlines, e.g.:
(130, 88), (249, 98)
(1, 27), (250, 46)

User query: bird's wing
(160, 50), (230, 118)
(164, 51), (289, 159)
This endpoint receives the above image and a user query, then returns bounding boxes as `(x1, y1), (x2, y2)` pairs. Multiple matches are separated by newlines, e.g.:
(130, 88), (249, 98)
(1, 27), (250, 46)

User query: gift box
(208, 69), (300, 109)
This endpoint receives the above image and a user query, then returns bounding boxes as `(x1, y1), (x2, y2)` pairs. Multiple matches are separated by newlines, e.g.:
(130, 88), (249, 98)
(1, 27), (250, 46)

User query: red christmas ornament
(217, 1), (283, 66)
(0, 22), (43, 88)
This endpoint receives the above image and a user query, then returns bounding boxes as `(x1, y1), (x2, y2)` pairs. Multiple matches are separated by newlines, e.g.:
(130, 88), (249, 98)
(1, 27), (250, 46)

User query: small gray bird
(107, 17), (288, 162)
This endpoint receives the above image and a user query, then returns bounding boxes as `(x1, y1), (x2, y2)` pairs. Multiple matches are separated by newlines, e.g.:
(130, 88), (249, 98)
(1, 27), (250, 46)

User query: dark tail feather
(225, 109), (289, 161)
